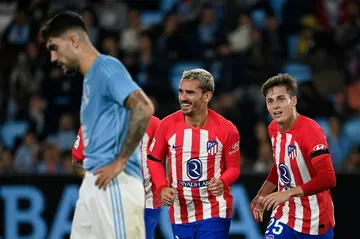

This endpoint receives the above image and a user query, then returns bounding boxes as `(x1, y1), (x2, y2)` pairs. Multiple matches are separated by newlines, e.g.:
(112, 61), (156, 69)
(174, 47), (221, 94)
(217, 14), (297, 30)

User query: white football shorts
(70, 171), (145, 239)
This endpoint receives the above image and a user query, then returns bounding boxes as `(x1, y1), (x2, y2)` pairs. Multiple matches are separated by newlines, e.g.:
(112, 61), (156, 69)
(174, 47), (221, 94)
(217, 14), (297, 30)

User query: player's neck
(79, 44), (101, 76)
(278, 111), (300, 132)
(185, 108), (208, 128)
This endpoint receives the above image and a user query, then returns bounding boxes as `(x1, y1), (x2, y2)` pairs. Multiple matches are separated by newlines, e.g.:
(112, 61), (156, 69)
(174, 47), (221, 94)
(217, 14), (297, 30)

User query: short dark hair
(40, 10), (87, 42)
(261, 74), (297, 97)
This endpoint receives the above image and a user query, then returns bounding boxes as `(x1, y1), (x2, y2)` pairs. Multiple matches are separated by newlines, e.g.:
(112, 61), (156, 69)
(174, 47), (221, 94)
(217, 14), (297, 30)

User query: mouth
(273, 111), (283, 118)
(181, 102), (192, 109)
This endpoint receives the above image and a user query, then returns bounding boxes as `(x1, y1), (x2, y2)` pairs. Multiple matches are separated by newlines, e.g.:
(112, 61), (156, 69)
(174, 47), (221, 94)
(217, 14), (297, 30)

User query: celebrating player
(72, 116), (161, 239)
(249, 74), (336, 238)
(147, 69), (241, 239)
(41, 11), (154, 239)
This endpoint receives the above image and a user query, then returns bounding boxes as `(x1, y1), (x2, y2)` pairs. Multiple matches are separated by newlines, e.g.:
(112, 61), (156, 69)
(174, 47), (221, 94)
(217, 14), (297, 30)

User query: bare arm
(72, 159), (85, 178)
(258, 180), (277, 197)
(118, 90), (154, 159)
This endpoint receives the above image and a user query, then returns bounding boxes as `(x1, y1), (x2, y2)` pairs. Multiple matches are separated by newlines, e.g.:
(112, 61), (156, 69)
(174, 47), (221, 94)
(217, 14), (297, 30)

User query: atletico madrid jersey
(140, 116), (161, 209)
(268, 115), (335, 235)
(148, 109), (240, 224)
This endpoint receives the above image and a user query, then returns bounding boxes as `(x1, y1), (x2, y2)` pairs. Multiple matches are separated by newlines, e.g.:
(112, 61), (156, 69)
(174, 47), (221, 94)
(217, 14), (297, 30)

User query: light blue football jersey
(80, 54), (142, 181)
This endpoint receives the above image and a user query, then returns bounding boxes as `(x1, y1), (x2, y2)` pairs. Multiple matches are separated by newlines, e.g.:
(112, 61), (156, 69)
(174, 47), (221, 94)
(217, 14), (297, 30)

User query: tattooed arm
(72, 158), (85, 178)
(118, 89), (154, 159)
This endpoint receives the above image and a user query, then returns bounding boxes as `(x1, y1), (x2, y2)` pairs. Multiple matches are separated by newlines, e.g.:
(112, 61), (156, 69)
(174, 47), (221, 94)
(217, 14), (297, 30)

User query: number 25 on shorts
(265, 218), (284, 236)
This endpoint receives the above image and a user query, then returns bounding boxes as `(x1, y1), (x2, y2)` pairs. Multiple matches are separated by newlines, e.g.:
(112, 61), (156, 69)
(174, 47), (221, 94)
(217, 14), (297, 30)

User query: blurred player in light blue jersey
(41, 11), (154, 239)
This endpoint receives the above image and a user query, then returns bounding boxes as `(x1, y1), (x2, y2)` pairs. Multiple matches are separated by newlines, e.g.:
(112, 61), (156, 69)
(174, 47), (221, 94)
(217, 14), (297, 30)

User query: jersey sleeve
(72, 128), (85, 162)
(302, 124), (331, 163)
(220, 123), (241, 188)
(148, 120), (168, 162)
(104, 61), (141, 105)
(146, 116), (161, 154)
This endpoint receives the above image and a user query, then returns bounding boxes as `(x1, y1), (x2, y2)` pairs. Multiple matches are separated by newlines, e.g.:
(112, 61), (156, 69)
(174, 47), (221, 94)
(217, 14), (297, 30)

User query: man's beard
(64, 64), (79, 76)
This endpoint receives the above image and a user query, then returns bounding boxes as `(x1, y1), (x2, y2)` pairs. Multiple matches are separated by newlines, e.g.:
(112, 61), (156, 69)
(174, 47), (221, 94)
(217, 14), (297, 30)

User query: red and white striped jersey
(141, 116), (161, 209)
(149, 110), (240, 224)
(268, 115), (335, 235)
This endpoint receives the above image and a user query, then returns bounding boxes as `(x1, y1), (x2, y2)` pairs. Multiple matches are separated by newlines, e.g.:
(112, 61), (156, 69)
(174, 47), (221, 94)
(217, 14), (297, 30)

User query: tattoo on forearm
(120, 90), (153, 158)
(72, 159), (85, 177)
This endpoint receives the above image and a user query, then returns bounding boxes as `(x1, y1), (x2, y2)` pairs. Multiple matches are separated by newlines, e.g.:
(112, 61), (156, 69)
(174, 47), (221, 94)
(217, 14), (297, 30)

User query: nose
(50, 51), (58, 63)
(179, 92), (187, 102)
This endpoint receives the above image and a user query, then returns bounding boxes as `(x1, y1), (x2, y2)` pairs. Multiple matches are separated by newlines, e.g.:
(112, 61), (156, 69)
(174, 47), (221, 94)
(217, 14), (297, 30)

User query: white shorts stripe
(115, 177), (127, 239)
(109, 180), (121, 239)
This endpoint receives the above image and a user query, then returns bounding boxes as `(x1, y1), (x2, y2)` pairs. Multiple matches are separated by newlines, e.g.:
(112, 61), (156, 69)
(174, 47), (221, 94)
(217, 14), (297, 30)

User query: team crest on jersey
(287, 145), (297, 160)
(207, 141), (218, 155)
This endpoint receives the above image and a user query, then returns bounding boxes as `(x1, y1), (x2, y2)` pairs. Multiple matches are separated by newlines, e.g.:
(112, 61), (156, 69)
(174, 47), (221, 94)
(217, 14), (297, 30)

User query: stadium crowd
(0, 0), (359, 174)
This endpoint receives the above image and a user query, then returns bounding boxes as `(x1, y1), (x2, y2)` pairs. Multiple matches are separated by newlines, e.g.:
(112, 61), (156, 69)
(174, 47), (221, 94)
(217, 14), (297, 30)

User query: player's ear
(292, 95), (297, 107)
(204, 91), (212, 103)
(70, 34), (80, 48)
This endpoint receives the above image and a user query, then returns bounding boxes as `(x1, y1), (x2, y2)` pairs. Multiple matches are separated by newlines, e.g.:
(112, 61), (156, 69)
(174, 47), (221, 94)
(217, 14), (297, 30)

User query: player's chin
(180, 108), (192, 115)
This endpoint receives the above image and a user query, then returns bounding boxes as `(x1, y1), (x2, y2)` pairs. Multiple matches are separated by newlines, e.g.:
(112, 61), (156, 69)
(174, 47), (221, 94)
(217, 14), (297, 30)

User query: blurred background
(0, 0), (359, 238)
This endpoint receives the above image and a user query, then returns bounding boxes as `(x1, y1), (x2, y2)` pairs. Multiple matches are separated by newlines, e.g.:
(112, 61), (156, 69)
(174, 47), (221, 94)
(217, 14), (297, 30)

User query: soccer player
(249, 74), (336, 239)
(41, 11), (154, 239)
(147, 69), (241, 239)
(72, 116), (161, 239)
(140, 116), (162, 239)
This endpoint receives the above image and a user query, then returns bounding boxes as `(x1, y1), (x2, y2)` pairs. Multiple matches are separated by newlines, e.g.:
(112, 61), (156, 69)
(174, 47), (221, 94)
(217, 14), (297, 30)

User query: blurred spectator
(344, 145), (360, 172)
(96, 0), (128, 32)
(82, 8), (99, 47)
(228, 14), (252, 53)
(101, 35), (120, 59)
(156, 11), (184, 60)
(253, 141), (273, 173)
(3, 8), (33, 51)
(0, 149), (14, 174)
(62, 152), (73, 174)
(47, 114), (76, 152)
(190, 4), (224, 59)
(13, 131), (39, 173)
(37, 143), (62, 173)
(120, 9), (142, 55)
(326, 116), (352, 169)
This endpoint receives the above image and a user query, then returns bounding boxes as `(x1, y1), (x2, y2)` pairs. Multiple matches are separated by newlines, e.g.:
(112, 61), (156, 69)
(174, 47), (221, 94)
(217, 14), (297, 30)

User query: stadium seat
(170, 62), (204, 95)
(287, 35), (299, 60)
(1, 121), (29, 149)
(314, 117), (330, 136)
(282, 62), (312, 84)
(251, 9), (266, 29)
(140, 11), (164, 28)
(270, 0), (287, 23)
(343, 118), (360, 145)
(161, 0), (179, 13)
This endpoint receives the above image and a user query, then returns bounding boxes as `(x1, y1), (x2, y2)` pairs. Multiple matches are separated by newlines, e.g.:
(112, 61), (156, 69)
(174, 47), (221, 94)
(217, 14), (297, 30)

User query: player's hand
(208, 178), (224, 196)
(261, 191), (291, 211)
(94, 159), (126, 190)
(249, 195), (264, 223)
(160, 187), (177, 206)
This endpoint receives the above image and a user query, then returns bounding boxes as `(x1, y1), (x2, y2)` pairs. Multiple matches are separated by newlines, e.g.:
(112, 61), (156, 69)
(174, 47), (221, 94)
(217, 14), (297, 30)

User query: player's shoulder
(149, 115), (161, 129)
(268, 120), (278, 134)
(151, 115), (161, 125)
(209, 109), (238, 132)
(298, 115), (322, 131)
(160, 111), (183, 125)
(97, 55), (129, 77)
